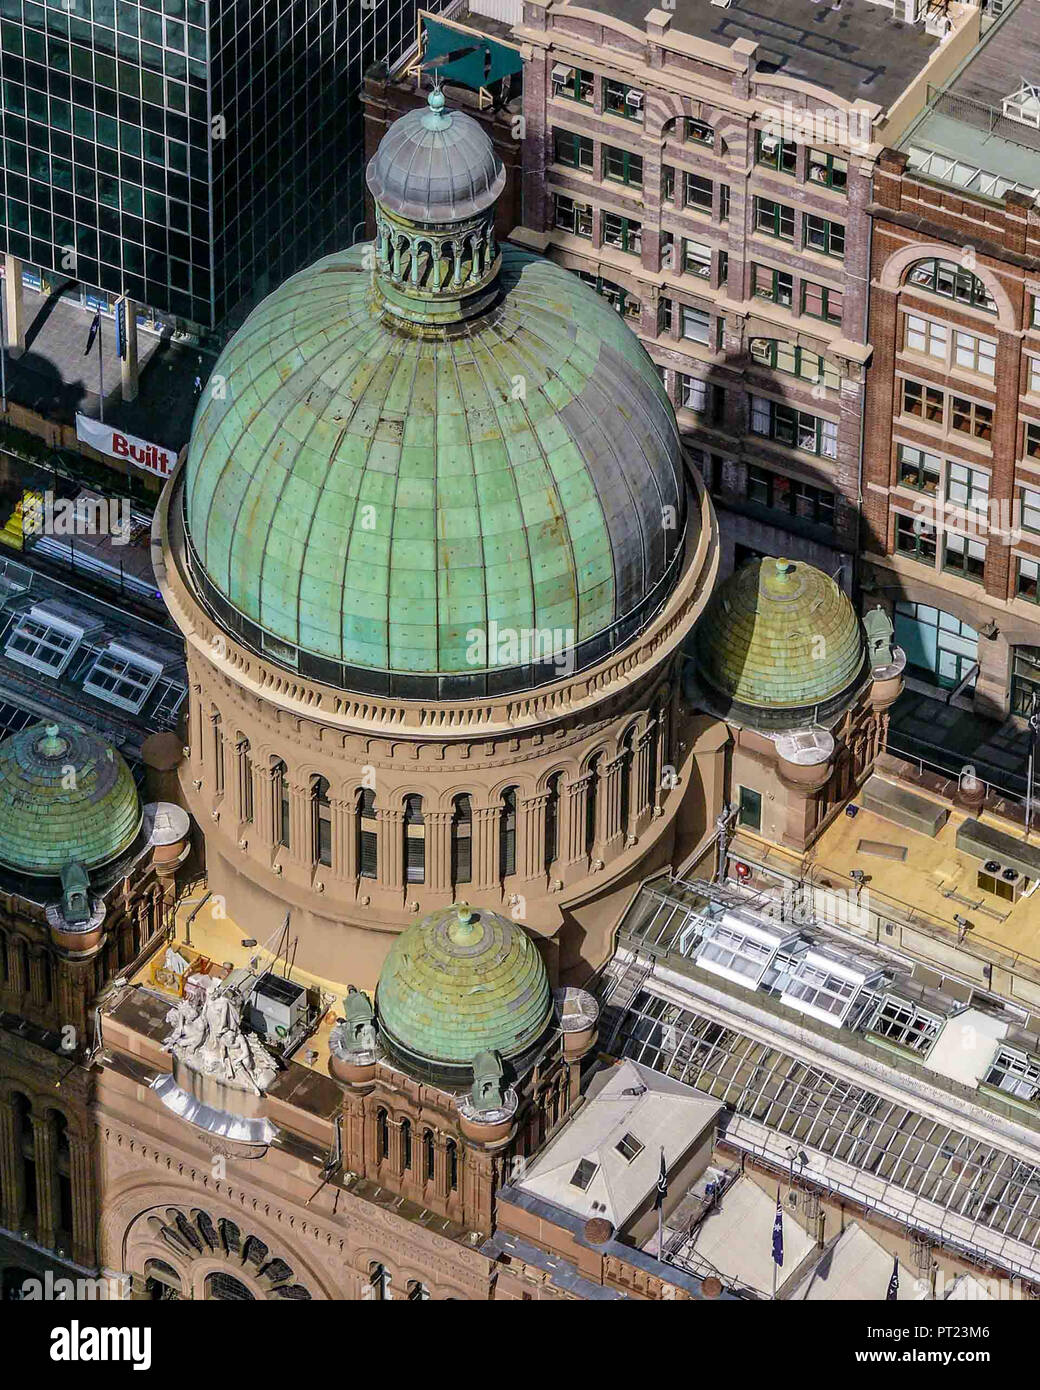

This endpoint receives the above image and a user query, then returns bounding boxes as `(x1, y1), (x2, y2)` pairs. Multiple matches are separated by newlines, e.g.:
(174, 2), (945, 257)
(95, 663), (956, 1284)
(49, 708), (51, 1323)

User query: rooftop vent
(1004, 80), (1040, 129)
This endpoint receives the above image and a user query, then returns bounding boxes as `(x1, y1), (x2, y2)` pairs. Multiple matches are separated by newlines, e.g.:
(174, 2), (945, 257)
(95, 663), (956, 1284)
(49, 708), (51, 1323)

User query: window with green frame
(683, 171), (713, 211)
(802, 280), (843, 323)
(719, 184), (730, 221)
(1022, 485), (1040, 533)
(604, 145), (642, 186)
(604, 79), (644, 120)
(895, 512), (936, 563)
(752, 264), (793, 307)
(747, 464), (835, 528)
(750, 395), (837, 457)
(804, 214), (845, 257)
(1026, 422), (1040, 460)
(553, 128), (593, 170)
(1018, 556), (1040, 603)
(738, 786), (762, 831)
(682, 238), (712, 278)
(749, 338), (840, 389)
(1033, 295), (1040, 329)
(662, 165), (676, 202)
(754, 196), (794, 240)
(551, 65), (593, 103)
(755, 130), (797, 173)
(906, 258), (996, 313)
(896, 444), (940, 495)
(942, 531), (985, 582)
(947, 461), (990, 513)
(807, 149), (848, 190)
(552, 193), (592, 238)
(601, 211), (641, 255)
(578, 270), (641, 320)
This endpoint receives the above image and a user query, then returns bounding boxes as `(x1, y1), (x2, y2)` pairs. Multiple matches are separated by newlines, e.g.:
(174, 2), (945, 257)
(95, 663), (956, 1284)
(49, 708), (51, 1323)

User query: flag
(654, 1147), (668, 1211)
(772, 1188), (784, 1267)
(887, 1255), (899, 1301)
(84, 308), (101, 356)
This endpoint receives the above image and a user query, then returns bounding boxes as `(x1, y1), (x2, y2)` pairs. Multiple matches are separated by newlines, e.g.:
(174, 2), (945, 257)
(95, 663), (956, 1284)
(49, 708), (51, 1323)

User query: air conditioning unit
(760, 134), (780, 152)
(247, 972), (308, 1044)
(626, 90), (644, 108)
(710, 0), (731, 8)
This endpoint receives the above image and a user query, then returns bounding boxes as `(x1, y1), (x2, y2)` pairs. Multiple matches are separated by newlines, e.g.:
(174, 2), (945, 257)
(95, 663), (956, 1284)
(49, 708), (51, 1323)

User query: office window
(553, 129), (593, 171)
(954, 331), (996, 376)
(756, 131), (797, 173)
(1029, 357), (1040, 394)
(551, 64), (593, 103)
(404, 794), (425, 884)
(682, 238), (712, 278)
(1033, 296), (1040, 329)
(604, 145), (642, 186)
(749, 396), (837, 458)
(951, 395), (993, 442)
(943, 531), (986, 581)
(680, 305), (710, 343)
(679, 374), (708, 412)
(658, 296), (673, 335)
(1022, 485), (1040, 533)
(552, 193), (592, 238)
(905, 313), (948, 359)
(683, 171), (713, 212)
(662, 165), (675, 202)
(580, 272), (641, 319)
(754, 197), (794, 240)
(804, 214), (845, 257)
(906, 258), (996, 312)
(684, 117), (714, 146)
(719, 184), (730, 221)
(747, 465), (835, 527)
(604, 79), (643, 120)
(807, 149), (848, 189)
(896, 444), (941, 495)
(752, 264), (793, 307)
(737, 786), (762, 831)
(947, 461), (990, 512)
(749, 339), (840, 389)
(1027, 422), (1040, 458)
(358, 788), (377, 879)
(902, 379), (945, 424)
(895, 513), (936, 563)
(1018, 556), (1040, 603)
(601, 212), (642, 254)
(312, 776), (331, 868)
(802, 280), (843, 324)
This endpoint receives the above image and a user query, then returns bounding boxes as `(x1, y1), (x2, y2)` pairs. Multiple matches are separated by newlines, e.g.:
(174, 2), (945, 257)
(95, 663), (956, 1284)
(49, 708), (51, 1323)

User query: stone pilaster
(31, 1115), (56, 1250)
(380, 809), (404, 890)
(424, 811), (451, 893)
(520, 793), (549, 880)
(472, 805), (499, 892)
(69, 1134), (95, 1267)
(0, 1097), (20, 1230)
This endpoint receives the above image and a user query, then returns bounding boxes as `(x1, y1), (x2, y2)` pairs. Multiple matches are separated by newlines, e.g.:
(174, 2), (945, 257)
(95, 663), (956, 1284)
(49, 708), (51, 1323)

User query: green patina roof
(376, 903), (552, 1070)
(0, 720), (141, 876)
(696, 557), (865, 714)
(183, 244), (686, 676)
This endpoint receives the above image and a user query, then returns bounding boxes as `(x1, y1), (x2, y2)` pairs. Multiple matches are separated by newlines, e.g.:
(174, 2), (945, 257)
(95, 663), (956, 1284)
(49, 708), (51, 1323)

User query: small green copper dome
(376, 903), (552, 1086)
(0, 720), (141, 876)
(695, 557), (865, 726)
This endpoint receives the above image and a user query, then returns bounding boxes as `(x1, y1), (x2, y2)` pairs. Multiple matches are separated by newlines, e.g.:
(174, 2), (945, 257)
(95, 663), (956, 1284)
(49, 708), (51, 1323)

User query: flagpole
(657, 1145), (664, 1260)
(97, 314), (104, 423)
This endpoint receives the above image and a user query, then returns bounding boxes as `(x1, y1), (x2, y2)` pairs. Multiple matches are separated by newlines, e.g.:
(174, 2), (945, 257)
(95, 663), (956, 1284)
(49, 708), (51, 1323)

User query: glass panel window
(737, 785), (761, 831)
(747, 465), (834, 527)
(954, 331), (996, 376)
(947, 461), (990, 512)
(756, 130), (797, 173)
(680, 305), (710, 343)
(895, 512), (937, 563)
(783, 960), (857, 1021)
(905, 313), (948, 359)
(683, 171), (713, 212)
(951, 395), (993, 441)
(1033, 296), (1040, 329)
(679, 374), (708, 412)
(553, 128), (593, 170)
(82, 643), (162, 712)
(662, 165), (675, 202)
(1022, 485), (1040, 533)
(986, 1048), (1040, 1101)
(897, 444), (941, 495)
(1026, 422), (1040, 459)
(808, 149), (848, 190)
(943, 531), (986, 581)
(906, 258), (996, 312)
(867, 996), (942, 1053)
(682, 238), (712, 278)
(551, 64), (593, 103)
(1029, 357), (1040, 394)
(604, 79), (644, 121)
(754, 196), (794, 240)
(804, 214), (845, 257)
(605, 145), (642, 186)
(601, 212), (641, 254)
(753, 264), (793, 307)
(749, 339), (839, 389)
(684, 117), (714, 146)
(699, 924), (775, 983)
(749, 396), (837, 457)
(802, 280), (842, 324)
(552, 193), (592, 238)
(902, 379), (945, 424)
(1017, 556), (1040, 603)
(4, 607), (83, 676)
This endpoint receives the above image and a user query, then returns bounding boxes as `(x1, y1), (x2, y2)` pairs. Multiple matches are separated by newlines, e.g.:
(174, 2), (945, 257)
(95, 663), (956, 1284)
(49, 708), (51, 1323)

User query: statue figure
(344, 985), (377, 1053)
(163, 996), (207, 1052)
(162, 982), (277, 1092)
(471, 1050), (505, 1111)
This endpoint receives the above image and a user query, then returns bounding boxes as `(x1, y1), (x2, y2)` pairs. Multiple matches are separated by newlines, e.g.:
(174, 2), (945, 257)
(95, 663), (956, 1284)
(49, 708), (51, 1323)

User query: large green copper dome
(181, 95), (688, 700)
(695, 557), (865, 727)
(375, 904), (552, 1086)
(0, 721), (141, 876)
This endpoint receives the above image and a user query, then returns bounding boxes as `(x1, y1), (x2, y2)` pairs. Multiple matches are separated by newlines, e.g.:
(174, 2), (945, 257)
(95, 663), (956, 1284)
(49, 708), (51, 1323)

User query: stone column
(520, 793), (549, 880)
(561, 774), (591, 871)
(472, 805), (499, 892)
(232, 739), (249, 822)
(254, 764), (277, 847)
(0, 1096), (20, 1230)
(69, 1134), (95, 1268)
(633, 728), (654, 827)
(380, 808), (404, 891)
(424, 811), (451, 893)
(289, 783), (310, 862)
(331, 796), (356, 881)
(31, 1114), (56, 1250)
(118, 296), (139, 403)
(4, 254), (25, 350)
(28, 950), (49, 1008)
(7, 935), (26, 997)
(596, 755), (626, 856)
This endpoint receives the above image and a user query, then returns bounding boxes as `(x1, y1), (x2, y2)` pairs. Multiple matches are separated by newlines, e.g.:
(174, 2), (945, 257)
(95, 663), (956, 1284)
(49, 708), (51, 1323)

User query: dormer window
(570, 1158), (598, 1191)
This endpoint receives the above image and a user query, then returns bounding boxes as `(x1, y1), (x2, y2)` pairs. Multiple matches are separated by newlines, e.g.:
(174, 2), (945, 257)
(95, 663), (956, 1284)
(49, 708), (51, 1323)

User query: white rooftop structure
(924, 1007), (1008, 1088)
(791, 1223), (921, 1301)
(678, 1177), (815, 1299)
(943, 1272), (996, 1301)
(516, 1058), (721, 1229)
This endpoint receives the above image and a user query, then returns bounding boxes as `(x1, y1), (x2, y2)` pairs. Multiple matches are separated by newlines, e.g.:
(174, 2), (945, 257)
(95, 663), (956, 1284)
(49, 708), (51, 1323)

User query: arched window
(906, 257), (996, 313)
(407, 1280), (431, 1301)
(237, 737), (253, 823)
(205, 1272), (255, 1301)
(211, 711), (224, 795)
(272, 760), (290, 849)
(52, 1111), (72, 1239)
(619, 730), (634, 837)
(368, 1263), (391, 1301)
(401, 1117), (412, 1171)
(585, 757), (601, 856)
(422, 1128), (435, 1184)
(143, 1259), (182, 1302)
(404, 795), (425, 883)
(446, 1138), (459, 1192)
(451, 794), (472, 885)
(544, 774), (561, 871)
(358, 788), (377, 878)
(376, 1108), (390, 1162)
(499, 787), (517, 879)
(311, 776), (331, 867)
(12, 1093), (34, 1224)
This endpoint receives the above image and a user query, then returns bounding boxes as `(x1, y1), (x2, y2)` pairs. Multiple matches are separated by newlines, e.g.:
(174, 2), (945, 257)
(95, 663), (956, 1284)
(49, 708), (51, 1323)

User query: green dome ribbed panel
(376, 904), (552, 1066)
(184, 245), (686, 676)
(0, 721), (141, 876)
(697, 558), (864, 710)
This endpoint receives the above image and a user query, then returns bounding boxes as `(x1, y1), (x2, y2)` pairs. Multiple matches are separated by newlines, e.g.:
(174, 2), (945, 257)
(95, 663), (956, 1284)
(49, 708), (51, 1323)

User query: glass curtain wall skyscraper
(0, 0), (441, 333)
